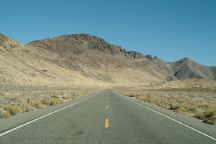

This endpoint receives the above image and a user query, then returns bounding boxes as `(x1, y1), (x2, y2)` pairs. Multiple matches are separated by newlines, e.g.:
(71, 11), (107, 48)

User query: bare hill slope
(28, 34), (175, 86)
(171, 58), (216, 80)
(0, 34), (110, 88)
(1, 33), (215, 89)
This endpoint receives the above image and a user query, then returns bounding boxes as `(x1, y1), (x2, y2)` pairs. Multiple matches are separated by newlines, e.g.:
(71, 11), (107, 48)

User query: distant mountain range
(171, 58), (216, 80)
(0, 33), (215, 88)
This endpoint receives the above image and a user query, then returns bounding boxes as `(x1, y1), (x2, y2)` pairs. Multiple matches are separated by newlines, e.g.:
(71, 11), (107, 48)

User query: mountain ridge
(29, 33), (146, 59)
(171, 57), (216, 80)
(0, 33), (215, 89)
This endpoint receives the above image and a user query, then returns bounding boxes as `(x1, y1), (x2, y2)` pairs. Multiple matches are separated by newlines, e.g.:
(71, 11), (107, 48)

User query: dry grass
(3, 104), (21, 115)
(120, 87), (216, 125)
(19, 102), (33, 112)
(0, 89), (97, 119)
(0, 102), (33, 118)
(28, 98), (43, 109)
(62, 95), (73, 100)
(0, 96), (64, 119)
(41, 96), (63, 106)
(0, 108), (11, 119)
(194, 105), (216, 125)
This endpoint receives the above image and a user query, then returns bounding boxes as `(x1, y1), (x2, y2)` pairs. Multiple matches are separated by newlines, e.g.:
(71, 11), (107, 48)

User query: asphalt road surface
(0, 90), (216, 144)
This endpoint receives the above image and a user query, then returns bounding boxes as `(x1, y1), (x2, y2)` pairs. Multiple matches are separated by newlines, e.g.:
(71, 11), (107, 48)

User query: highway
(0, 90), (216, 144)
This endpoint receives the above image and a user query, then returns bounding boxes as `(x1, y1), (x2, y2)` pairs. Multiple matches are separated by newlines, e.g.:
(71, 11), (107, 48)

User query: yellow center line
(104, 118), (110, 128)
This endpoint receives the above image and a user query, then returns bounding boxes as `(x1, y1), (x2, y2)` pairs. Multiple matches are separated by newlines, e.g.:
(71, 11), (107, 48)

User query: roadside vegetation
(0, 89), (96, 119)
(0, 96), (66, 119)
(120, 86), (216, 125)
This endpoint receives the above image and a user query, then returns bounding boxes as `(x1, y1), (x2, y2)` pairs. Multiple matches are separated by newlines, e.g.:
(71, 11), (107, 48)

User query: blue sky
(0, 0), (216, 66)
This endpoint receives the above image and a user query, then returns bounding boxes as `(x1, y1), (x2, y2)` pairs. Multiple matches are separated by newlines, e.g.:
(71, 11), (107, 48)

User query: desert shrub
(29, 99), (42, 108)
(194, 106), (216, 125)
(1, 102), (33, 118)
(154, 100), (167, 108)
(124, 89), (216, 125)
(62, 95), (72, 100)
(186, 106), (197, 113)
(175, 106), (187, 113)
(169, 104), (180, 111)
(41, 97), (51, 105)
(20, 103), (32, 112)
(4, 104), (21, 115)
(50, 97), (63, 106)
(126, 94), (138, 97)
(0, 93), (69, 119)
(203, 110), (216, 125)
(41, 96), (63, 106)
(199, 104), (209, 110)
(194, 111), (205, 120)
(0, 108), (11, 119)
(51, 95), (59, 98)
(142, 95), (153, 103)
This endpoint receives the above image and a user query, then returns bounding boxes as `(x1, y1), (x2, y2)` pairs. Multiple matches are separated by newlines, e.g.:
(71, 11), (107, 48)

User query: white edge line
(0, 96), (93, 137)
(125, 97), (216, 142)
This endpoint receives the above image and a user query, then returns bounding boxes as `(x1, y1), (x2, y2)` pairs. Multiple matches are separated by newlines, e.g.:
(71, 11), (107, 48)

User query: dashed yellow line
(104, 118), (110, 128)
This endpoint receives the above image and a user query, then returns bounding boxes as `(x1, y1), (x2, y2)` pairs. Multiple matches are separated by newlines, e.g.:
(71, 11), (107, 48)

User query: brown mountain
(0, 33), (215, 89)
(28, 34), (175, 87)
(171, 58), (216, 80)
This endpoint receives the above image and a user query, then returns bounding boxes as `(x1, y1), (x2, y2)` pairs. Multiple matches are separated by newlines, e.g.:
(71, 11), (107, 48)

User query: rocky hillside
(171, 58), (216, 80)
(0, 33), (215, 89)
(29, 34), (145, 58)
(28, 34), (175, 86)
(0, 35), (98, 88)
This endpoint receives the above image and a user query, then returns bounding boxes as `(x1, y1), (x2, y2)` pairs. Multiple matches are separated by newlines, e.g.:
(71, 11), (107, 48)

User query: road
(0, 90), (216, 144)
